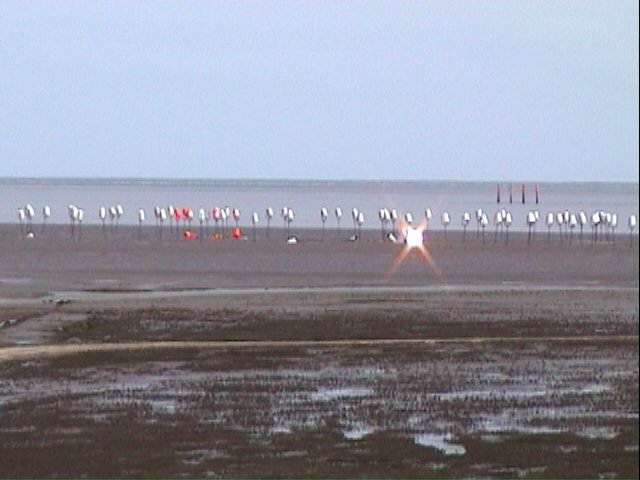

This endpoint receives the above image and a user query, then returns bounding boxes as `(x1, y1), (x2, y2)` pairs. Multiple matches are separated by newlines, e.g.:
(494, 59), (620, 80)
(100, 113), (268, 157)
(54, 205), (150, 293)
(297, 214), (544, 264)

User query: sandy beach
(1, 224), (638, 294)
(0, 223), (638, 477)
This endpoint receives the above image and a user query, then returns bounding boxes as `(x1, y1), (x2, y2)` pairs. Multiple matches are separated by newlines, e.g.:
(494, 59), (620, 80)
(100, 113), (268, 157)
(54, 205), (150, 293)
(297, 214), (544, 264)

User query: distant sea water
(1, 178), (638, 233)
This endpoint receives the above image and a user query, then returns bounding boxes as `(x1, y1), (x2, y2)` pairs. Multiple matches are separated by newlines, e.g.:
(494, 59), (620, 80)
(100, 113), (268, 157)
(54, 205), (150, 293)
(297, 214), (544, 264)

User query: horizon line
(0, 175), (638, 187)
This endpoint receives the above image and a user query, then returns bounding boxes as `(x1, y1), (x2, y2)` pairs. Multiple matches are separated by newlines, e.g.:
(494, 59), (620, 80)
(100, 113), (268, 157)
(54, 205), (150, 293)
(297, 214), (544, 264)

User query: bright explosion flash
(405, 226), (424, 248)
(384, 217), (442, 281)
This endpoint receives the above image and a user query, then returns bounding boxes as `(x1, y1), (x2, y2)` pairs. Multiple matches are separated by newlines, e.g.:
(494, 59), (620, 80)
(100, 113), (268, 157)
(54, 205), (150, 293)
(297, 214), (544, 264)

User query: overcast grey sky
(1, 1), (638, 182)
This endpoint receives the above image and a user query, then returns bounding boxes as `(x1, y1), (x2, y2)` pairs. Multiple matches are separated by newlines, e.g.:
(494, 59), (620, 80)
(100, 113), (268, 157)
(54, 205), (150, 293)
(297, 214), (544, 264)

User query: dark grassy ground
(1, 288), (638, 478)
(52, 289), (638, 344)
(1, 344), (638, 478)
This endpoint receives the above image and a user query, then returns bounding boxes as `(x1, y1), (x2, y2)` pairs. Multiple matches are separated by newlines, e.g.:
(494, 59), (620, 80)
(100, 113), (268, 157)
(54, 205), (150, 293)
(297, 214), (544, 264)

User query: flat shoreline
(0, 223), (638, 478)
(1, 224), (637, 298)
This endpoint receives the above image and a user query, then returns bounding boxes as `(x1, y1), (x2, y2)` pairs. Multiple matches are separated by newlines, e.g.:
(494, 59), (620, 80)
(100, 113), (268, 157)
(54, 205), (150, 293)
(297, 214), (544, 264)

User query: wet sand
(1, 224), (638, 295)
(0, 224), (638, 477)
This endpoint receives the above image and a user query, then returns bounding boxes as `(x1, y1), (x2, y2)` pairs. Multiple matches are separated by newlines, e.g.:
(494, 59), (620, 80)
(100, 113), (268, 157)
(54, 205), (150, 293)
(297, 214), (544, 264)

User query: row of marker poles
(17, 203), (638, 249)
(497, 184), (539, 204)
